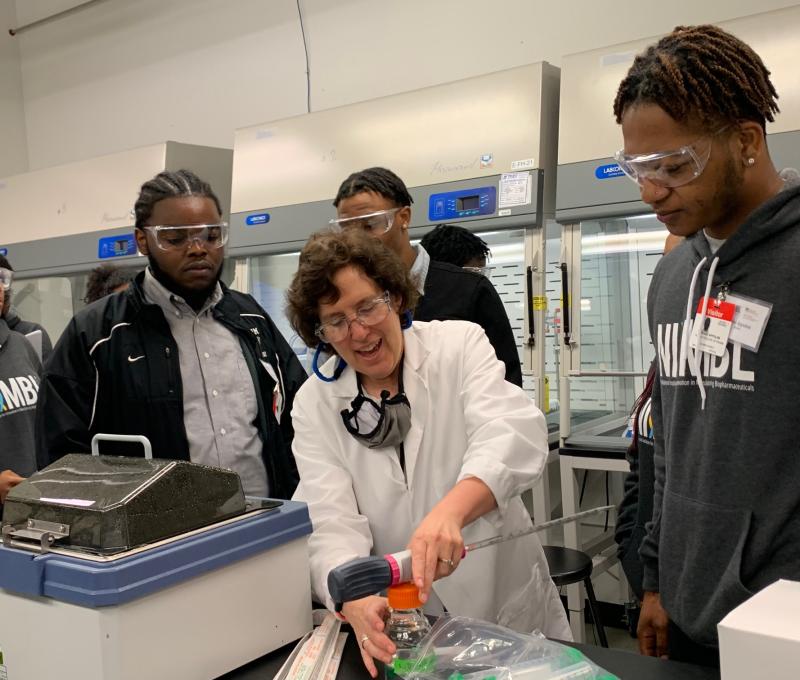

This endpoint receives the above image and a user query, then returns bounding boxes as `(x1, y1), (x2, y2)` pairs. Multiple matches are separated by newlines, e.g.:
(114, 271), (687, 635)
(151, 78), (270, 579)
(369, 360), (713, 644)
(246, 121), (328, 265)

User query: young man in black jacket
(36, 170), (306, 499)
(333, 167), (523, 386)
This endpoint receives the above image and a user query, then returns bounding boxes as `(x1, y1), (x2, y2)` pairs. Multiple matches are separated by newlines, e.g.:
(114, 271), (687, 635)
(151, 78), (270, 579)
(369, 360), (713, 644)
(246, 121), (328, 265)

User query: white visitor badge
(725, 292), (772, 352)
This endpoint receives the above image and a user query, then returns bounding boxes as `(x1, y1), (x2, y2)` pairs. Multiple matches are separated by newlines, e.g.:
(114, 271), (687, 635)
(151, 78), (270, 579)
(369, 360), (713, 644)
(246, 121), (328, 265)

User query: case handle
(91, 433), (153, 459)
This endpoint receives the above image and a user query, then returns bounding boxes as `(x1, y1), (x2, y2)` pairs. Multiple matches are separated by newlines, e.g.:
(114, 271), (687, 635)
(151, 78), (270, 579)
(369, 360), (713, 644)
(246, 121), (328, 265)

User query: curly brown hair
(287, 229), (419, 348)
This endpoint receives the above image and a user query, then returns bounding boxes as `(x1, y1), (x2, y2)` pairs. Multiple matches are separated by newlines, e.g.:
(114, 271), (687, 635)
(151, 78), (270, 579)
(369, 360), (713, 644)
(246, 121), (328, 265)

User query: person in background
(0, 255), (53, 363)
(420, 223), (492, 276)
(333, 168), (523, 387)
(615, 234), (683, 612)
(614, 24), (800, 665)
(84, 264), (139, 304)
(36, 169), (306, 499)
(287, 228), (569, 678)
(0, 273), (42, 517)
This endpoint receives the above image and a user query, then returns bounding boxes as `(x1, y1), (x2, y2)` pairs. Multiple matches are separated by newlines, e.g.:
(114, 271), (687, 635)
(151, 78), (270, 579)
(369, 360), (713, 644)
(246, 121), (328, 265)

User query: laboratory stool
(543, 545), (609, 647)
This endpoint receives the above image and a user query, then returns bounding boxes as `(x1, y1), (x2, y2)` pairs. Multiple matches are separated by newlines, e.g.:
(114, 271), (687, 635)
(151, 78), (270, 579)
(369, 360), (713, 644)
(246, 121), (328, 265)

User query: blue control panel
(0, 248), (7, 257)
(98, 234), (137, 259)
(428, 186), (497, 221)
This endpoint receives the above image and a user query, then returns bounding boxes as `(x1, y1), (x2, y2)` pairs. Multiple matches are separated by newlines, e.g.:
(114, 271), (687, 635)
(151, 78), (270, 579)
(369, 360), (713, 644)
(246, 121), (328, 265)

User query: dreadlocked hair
(614, 24), (779, 131)
(420, 224), (490, 267)
(334, 167), (413, 208)
(134, 169), (223, 228)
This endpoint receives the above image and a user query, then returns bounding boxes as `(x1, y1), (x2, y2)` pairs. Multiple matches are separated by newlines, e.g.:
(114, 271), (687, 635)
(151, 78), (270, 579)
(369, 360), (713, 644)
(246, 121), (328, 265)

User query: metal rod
(569, 370), (649, 377)
(560, 262), (571, 345)
(526, 265), (535, 347)
(9, 0), (109, 36)
(465, 504), (615, 553)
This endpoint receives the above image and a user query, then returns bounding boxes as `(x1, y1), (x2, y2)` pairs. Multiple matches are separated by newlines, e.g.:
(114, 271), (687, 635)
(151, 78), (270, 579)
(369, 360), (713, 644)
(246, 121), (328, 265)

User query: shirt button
(212, 389), (219, 397)
(220, 428), (227, 436)
(204, 352), (210, 359)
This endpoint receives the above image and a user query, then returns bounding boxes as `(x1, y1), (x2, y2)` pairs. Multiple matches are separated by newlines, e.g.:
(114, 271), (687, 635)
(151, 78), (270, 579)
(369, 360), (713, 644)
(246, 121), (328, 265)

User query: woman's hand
(0, 470), (24, 503)
(408, 477), (498, 603)
(342, 596), (395, 678)
(407, 506), (465, 604)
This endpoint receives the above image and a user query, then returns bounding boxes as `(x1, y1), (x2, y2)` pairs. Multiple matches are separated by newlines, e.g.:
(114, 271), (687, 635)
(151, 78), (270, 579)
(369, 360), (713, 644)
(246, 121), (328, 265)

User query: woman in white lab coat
(287, 229), (570, 677)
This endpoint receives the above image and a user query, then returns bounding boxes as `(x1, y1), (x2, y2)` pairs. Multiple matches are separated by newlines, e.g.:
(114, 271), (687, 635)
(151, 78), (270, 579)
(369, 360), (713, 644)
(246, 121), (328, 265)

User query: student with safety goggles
(37, 170), (306, 501)
(613, 24), (800, 667)
(0, 255), (53, 364)
(330, 167), (522, 387)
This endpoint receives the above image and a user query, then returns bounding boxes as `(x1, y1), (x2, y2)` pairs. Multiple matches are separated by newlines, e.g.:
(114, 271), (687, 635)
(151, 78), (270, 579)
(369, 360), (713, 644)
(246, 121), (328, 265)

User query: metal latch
(2, 519), (70, 554)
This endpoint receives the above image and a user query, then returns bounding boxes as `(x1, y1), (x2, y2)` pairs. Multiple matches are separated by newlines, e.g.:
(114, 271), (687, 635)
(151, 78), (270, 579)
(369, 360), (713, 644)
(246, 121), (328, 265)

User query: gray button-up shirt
(143, 269), (268, 497)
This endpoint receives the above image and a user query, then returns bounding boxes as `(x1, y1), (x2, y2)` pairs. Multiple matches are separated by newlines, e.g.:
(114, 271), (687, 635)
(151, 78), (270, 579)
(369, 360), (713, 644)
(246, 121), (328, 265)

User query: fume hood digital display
(457, 195), (480, 211)
(428, 186), (496, 221)
(98, 234), (137, 259)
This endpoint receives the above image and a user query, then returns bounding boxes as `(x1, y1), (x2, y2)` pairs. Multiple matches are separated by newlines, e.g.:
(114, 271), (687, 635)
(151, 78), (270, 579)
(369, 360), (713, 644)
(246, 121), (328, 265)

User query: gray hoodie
(0, 319), (41, 479)
(642, 171), (800, 646)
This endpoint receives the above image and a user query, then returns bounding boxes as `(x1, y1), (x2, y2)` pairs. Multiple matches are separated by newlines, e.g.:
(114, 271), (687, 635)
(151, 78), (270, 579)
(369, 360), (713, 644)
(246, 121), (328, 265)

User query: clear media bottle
(384, 583), (432, 679)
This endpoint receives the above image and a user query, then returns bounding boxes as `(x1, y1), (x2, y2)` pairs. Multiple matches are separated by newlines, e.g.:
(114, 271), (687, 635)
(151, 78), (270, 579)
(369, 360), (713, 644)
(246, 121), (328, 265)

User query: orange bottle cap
(388, 582), (423, 609)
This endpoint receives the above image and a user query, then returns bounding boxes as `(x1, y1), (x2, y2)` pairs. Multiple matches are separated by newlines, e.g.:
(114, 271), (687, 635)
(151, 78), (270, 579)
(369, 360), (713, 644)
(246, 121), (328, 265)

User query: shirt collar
(143, 267), (222, 318)
(409, 244), (430, 295)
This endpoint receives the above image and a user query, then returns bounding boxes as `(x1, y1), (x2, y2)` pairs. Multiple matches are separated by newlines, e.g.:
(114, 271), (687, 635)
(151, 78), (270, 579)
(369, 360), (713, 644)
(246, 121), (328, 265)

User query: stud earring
(747, 157), (755, 166)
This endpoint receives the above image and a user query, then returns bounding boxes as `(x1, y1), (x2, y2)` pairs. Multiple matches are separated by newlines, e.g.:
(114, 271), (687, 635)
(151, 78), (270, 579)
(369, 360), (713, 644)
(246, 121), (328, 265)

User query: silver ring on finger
(438, 557), (454, 567)
(360, 634), (370, 650)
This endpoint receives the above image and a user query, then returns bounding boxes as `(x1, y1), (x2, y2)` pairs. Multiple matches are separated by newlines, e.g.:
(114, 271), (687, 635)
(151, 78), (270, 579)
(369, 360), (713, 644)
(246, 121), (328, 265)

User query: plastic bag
(400, 616), (619, 680)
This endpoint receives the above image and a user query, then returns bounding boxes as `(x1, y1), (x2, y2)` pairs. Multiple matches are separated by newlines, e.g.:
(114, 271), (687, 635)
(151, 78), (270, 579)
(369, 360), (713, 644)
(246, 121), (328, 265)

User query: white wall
(0, 0), (28, 176)
(11, 0), (800, 171)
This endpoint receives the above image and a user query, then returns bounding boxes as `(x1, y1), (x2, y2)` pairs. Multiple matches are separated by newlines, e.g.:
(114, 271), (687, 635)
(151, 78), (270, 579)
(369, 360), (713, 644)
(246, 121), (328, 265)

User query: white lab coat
(292, 320), (571, 638)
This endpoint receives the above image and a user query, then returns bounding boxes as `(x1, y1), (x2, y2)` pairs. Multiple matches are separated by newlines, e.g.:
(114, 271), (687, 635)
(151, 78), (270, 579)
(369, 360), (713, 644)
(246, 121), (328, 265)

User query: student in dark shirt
(332, 168), (522, 386)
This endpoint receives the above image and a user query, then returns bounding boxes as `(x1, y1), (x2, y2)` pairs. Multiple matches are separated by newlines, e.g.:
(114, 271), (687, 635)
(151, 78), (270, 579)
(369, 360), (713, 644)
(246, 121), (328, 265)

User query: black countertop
(221, 630), (720, 680)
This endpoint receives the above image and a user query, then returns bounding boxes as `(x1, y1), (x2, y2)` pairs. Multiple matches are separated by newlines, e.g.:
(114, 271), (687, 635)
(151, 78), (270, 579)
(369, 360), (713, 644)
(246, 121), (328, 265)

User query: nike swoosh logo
(128, 355), (145, 363)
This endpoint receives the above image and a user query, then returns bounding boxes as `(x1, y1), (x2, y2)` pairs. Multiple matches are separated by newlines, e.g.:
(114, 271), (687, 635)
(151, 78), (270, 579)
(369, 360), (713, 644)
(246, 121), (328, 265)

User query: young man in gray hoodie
(0, 255), (53, 364)
(0, 277), (42, 516)
(613, 25), (800, 666)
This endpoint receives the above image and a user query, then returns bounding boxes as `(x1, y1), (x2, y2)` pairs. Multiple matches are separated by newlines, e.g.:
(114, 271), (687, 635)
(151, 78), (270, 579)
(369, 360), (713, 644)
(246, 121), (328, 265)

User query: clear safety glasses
(315, 291), (392, 343)
(464, 265), (493, 278)
(0, 267), (12, 290)
(328, 208), (401, 235)
(143, 223), (229, 252)
(614, 128), (727, 189)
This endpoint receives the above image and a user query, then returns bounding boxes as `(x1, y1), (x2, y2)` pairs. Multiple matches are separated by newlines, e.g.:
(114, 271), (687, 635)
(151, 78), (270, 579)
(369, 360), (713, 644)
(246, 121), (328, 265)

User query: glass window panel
(567, 214), (667, 437)
(248, 252), (308, 364)
(13, 274), (88, 345)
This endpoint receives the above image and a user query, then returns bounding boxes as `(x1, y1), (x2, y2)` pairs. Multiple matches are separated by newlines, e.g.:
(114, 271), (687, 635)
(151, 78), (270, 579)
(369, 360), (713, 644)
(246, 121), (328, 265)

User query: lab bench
(223, 631), (720, 680)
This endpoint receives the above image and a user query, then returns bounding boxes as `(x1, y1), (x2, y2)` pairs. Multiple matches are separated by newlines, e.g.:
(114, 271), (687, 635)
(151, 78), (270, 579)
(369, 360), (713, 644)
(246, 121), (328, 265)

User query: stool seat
(543, 544), (608, 648)
(543, 545), (593, 586)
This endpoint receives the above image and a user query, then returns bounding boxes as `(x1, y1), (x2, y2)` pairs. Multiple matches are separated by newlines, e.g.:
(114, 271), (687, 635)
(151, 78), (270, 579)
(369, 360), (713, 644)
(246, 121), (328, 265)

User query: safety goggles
(143, 223), (229, 252)
(328, 208), (401, 235)
(614, 128), (727, 189)
(315, 291), (392, 343)
(0, 267), (12, 290)
(463, 265), (493, 278)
